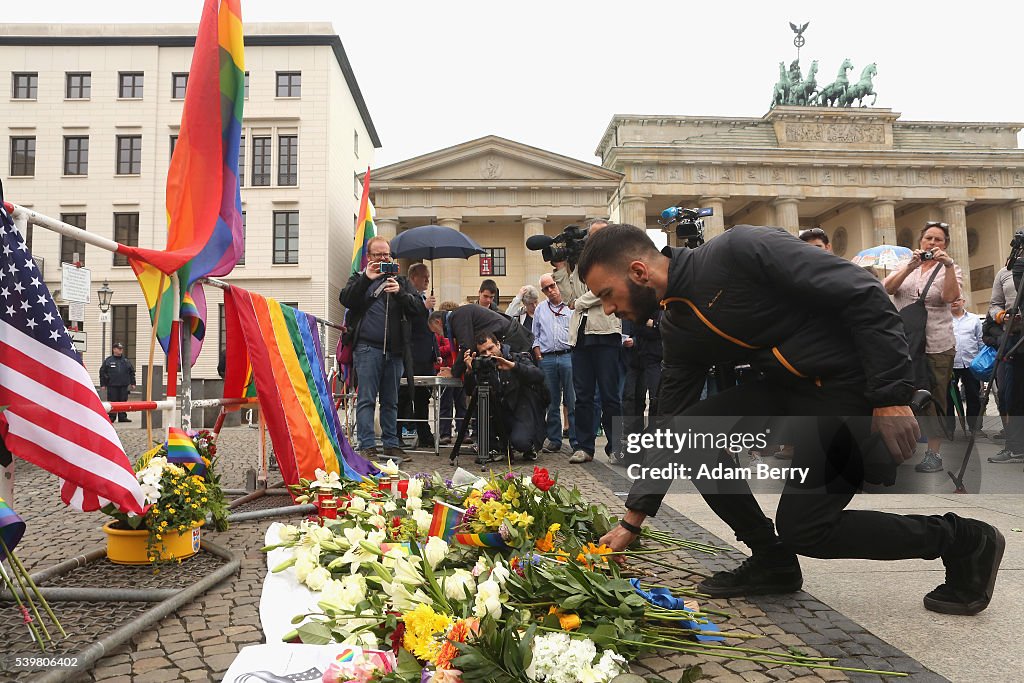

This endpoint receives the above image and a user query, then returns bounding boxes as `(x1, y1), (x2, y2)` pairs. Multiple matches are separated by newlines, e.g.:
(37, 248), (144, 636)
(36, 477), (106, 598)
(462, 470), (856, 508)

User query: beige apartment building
(0, 22), (378, 381)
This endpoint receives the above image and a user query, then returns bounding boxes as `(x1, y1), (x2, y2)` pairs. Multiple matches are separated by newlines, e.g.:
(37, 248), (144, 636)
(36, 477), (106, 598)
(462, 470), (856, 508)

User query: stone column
(699, 197), (727, 242)
(1012, 200), (1024, 231)
(375, 218), (399, 243)
(772, 197), (801, 235)
(434, 217), (463, 305)
(619, 195), (649, 230)
(942, 200), (971, 295)
(522, 215), (547, 289)
(871, 200), (897, 246)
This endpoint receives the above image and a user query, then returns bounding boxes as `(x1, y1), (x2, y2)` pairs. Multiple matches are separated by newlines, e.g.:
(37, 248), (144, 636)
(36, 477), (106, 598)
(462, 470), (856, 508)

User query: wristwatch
(618, 519), (642, 535)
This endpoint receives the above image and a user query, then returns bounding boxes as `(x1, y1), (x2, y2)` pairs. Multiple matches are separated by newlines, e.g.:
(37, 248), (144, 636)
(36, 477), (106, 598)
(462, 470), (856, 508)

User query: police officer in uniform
(100, 342), (135, 422)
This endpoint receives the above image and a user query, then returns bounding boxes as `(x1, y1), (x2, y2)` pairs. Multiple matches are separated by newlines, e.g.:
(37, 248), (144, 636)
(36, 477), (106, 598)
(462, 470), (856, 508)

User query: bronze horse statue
(792, 60), (819, 106)
(815, 58), (853, 107)
(842, 63), (878, 107)
(771, 61), (791, 107)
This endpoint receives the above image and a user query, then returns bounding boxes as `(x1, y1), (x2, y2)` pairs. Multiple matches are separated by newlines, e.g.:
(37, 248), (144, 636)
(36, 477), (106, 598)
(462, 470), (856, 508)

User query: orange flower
(437, 618), (475, 669)
(534, 531), (555, 553)
(575, 542), (613, 569)
(547, 606), (582, 631)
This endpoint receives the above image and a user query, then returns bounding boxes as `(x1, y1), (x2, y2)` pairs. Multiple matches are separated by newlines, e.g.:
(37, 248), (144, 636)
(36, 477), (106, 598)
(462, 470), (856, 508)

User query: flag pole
(145, 273), (167, 448)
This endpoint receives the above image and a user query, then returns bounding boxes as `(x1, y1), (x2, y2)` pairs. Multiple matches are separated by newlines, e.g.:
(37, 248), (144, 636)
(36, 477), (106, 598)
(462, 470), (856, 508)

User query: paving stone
(205, 652), (240, 672)
(203, 643), (241, 656)
(93, 677), (133, 683)
(739, 672), (775, 683)
(163, 639), (199, 655)
(130, 648), (166, 661)
(91, 663), (132, 678)
(765, 668), (797, 681)
(134, 669), (182, 683)
(181, 670), (210, 682)
(132, 656), (173, 674)
(222, 625), (257, 636)
(725, 660), (763, 673)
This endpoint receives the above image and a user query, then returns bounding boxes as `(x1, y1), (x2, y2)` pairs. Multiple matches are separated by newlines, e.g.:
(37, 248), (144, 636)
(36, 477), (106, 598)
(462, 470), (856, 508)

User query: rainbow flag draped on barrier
(0, 497), (26, 562)
(165, 427), (208, 477)
(350, 167), (375, 275)
(223, 287), (378, 487)
(119, 0), (245, 365)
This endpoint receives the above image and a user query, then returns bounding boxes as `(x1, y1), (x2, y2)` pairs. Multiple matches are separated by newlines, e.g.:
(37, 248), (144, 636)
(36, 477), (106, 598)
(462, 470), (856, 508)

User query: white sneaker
(569, 450), (594, 464)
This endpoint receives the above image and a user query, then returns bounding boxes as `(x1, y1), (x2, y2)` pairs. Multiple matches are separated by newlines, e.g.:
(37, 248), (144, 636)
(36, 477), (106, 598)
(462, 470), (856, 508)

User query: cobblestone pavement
(0, 424), (947, 682)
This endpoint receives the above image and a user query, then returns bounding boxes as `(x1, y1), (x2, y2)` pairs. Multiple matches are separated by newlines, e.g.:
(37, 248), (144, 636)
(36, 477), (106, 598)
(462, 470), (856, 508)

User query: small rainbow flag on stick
(0, 496), (25, 562)
(427, 501), (464, 541)
(165, 427), (207, 477)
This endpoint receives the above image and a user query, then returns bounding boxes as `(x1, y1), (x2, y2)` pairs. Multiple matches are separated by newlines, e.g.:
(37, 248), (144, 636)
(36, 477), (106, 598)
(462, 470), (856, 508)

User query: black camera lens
(921, 251), (934, 261)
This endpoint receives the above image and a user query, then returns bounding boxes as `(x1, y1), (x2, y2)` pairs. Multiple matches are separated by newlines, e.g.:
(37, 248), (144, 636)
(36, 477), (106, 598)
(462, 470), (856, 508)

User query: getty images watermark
(622, 428), (810, 485)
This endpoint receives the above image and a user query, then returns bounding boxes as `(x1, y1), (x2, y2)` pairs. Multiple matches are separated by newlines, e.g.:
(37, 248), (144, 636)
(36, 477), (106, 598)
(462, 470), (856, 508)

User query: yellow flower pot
(102, 520), (202, 565)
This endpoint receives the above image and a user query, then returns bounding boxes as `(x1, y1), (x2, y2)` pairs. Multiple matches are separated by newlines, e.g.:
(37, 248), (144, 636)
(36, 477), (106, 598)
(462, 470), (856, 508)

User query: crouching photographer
(462, 331), (548, 462)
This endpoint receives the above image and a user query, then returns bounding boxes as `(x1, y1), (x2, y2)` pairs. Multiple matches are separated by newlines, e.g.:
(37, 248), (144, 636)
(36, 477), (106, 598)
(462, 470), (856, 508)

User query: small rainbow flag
(427, 501), (464, 541)
(165, 427), (207, 477)
(0, 497), (26, 561)
(452, 532), (508, 549)
(350, 167), (375, 275)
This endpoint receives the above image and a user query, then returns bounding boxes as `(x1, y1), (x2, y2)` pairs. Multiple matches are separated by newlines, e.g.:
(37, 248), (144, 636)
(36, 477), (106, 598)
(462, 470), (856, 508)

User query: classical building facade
(368, 136), (621, 305)
(0, 22), (378, 379)
(597, 107), (1024, 306)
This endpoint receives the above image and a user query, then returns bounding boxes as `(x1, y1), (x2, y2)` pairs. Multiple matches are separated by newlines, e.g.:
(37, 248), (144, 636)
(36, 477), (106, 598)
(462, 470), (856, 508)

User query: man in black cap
(100, 342), (135, 422)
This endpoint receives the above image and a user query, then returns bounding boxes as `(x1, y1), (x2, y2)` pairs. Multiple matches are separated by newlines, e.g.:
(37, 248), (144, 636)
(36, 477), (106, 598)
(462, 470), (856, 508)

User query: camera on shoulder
(525, 223), (589, 265)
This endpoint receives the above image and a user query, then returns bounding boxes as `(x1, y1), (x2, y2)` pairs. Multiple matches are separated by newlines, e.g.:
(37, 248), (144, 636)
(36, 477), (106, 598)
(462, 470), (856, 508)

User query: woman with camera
(883, 221), (963, 473)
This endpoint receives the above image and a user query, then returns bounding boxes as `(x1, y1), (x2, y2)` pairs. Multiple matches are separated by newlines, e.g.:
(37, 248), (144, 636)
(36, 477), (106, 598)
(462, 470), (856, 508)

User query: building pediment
(369, 135), (622, 186)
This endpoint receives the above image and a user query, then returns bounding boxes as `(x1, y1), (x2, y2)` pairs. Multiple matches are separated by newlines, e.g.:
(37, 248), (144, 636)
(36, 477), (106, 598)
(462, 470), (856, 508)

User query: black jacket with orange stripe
(656, 226), (917, 413)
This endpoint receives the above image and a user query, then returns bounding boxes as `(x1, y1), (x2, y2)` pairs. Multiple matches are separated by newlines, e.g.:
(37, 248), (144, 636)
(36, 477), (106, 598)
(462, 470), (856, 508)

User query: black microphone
(525, 234), (554, 251)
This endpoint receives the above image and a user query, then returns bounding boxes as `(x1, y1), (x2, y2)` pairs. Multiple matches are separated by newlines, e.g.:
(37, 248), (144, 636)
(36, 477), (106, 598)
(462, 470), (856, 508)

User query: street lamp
(98, 280), (114, 356)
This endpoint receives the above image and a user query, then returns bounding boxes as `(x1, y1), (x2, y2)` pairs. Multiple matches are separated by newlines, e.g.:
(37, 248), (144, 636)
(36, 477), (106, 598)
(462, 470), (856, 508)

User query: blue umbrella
(390, 225), (486, 295)
(390, 224), (486, 260)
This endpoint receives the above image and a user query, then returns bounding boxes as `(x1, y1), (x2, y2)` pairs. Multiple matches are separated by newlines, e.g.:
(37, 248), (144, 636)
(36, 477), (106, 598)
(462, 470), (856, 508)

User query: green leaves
(295, 621), (333, 644)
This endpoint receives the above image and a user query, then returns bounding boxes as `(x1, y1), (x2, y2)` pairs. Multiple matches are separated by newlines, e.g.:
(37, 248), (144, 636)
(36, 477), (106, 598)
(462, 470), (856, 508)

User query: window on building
(353, 173), (361, 199)
(251, 136), (271, 186)
(118, 72), (144, 98)
(57, 305), (71, 330)
(9, 136), (35, 176)
(65, 72), (91, 99)
(275, 72), (301, 97)
(111, 304), (138, 363)
(116, 135), (142, 175)
(243, 72), (249, 99)
(171, 73), (188, 99)
(169, 135), (178, 161)
(481, 247), (507, 276)
(278, 135), (298, 186)
(63, 136), (89, 175)
(59, 213), (87, 265)
(281, 302), (298, 310)
(354, 130), (359, 158)
(218, 303), (227, 356)
(273, 211), (299, 264)
(12, 72), (37, 99)
(112, 213), (139, 266)
(237, 134), (245, 186)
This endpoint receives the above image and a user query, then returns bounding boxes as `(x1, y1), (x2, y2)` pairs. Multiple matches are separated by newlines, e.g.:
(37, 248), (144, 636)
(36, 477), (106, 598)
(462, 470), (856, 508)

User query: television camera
(525, 224), (589, 266)
(659, 206), (714, 248)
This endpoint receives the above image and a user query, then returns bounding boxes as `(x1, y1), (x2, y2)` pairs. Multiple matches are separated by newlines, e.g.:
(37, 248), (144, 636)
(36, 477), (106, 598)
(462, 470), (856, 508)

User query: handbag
(969, 345), (997, 381)
(898, 266), (943, 390)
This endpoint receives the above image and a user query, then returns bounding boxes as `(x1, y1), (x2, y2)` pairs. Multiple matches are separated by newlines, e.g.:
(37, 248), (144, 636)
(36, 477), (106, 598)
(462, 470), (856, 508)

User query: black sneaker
(383, 446), (407, 458)
(924, 520), (1005, 615)
(698, 553), (803, 598)
(522, 450), (538, 461)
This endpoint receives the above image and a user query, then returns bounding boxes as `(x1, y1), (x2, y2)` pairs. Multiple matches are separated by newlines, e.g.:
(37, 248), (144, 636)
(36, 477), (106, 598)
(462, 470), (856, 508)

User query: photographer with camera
(462, 330), (547, 462)
(446, 303), (535, 378)
(883, 221), (963, 474)
(540, 218), (624, 465)
(339, 237), (420, 460)
(582, 223), (1003, 617)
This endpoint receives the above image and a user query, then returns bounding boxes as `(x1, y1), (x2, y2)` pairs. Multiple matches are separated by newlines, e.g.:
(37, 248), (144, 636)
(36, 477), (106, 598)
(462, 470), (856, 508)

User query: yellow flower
(178, 525), (186, 531)
(168, 507), (176, 514)
(501, 486), (521, 507)
(547, 606), (582, 631)
(402, 603), (452, 664)
(201, 497), (208, 503)
(191, 504), (198, 509)
(155, 534), (162, 540)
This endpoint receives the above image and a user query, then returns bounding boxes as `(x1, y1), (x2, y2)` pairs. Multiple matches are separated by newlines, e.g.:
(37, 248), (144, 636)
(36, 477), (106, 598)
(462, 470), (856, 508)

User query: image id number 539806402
(1, 655), (82, 672)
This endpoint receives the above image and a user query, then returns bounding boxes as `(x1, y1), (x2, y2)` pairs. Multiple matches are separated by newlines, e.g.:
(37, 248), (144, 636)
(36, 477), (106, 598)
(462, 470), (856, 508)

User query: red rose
(531, 466), (555, 491)
(391, 516), (403, 528)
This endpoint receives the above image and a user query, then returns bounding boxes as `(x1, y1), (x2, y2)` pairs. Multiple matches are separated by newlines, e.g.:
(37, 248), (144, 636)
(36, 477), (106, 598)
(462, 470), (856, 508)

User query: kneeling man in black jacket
(581, 223), (1004, 617)
(462, 331), (547, 463)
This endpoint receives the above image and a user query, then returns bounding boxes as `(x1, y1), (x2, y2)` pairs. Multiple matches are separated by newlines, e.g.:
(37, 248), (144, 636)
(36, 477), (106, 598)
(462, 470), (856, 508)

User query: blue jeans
(353, 343), (404, 450)
(572, 343), (623, 456)
(539, 354), (576, 447)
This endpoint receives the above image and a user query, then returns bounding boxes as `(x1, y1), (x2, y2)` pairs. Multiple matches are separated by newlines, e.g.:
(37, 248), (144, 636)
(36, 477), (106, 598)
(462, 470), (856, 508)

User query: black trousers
(398, 385), (434, 444)
(106, 385), (129, 421)
(630, 376), (963, 561)
(947, 368), (982, 434)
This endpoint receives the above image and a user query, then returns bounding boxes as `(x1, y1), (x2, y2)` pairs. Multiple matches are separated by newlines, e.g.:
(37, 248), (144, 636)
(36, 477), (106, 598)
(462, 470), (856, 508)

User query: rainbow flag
(0, 497), (26, 561)
(165, 427), (207, 477)
(350, 167), (375, 275)
(427, 501), (465, 541)
(223, 287), (378, 488)
(452, 532), (508, 549)
(121, 0), (245, 365)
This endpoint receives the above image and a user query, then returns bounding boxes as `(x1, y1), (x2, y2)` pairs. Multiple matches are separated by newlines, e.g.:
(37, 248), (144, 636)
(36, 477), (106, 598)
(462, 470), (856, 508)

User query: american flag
(0, 202), (145, 514)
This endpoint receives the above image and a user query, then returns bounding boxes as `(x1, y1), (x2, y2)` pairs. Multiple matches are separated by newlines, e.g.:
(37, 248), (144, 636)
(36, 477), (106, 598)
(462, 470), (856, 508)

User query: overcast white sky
(13, 0), (1024, 167)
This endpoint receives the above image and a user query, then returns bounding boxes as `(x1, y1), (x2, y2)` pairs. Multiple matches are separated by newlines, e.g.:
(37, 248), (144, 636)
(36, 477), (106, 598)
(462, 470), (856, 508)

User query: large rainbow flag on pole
(118, 0), (245, 365)
(350, 167), (375, 275)
(223, 287), (378, 487)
